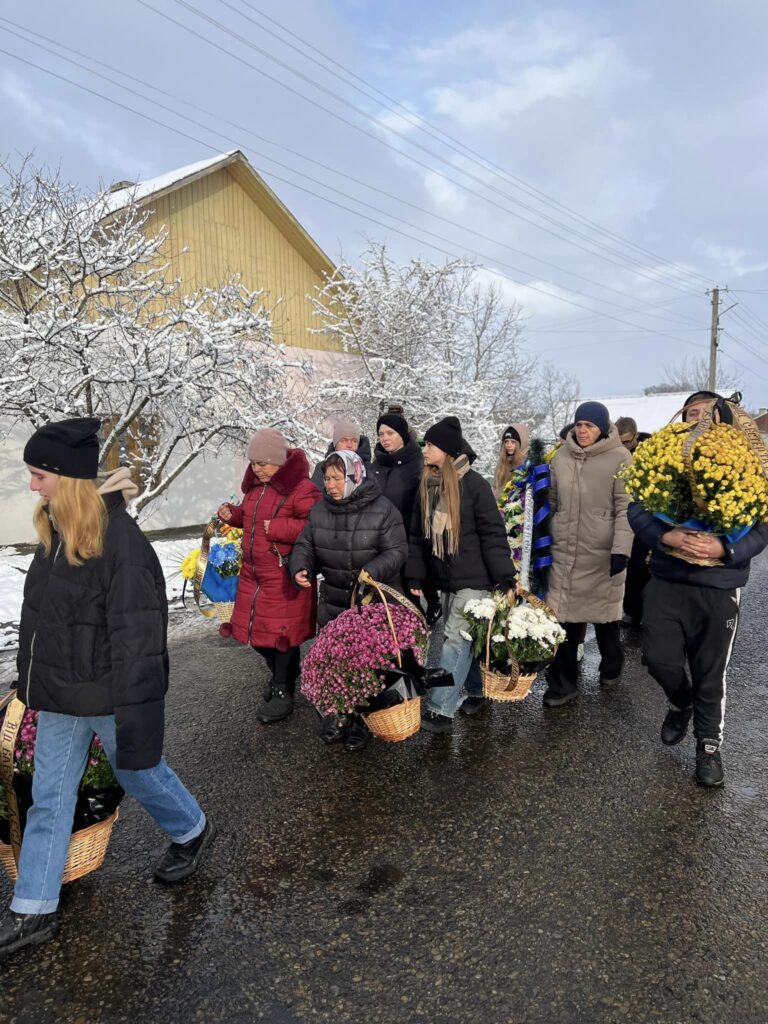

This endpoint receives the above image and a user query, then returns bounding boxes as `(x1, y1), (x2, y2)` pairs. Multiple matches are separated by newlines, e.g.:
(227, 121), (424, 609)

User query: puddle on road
(357, 863), (404, 896)
(338, 863), (405, 915)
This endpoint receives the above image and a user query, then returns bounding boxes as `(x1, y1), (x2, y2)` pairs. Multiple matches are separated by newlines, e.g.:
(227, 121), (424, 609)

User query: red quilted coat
(224, 449), (321, 650)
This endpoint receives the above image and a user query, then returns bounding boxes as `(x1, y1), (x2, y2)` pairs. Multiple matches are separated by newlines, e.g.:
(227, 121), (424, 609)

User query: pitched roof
(103, 149), (335, 279)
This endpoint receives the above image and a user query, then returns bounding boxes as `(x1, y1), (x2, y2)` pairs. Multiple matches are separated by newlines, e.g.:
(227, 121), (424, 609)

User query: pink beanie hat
(332, 418), (361, 445)
(247, 428), (288, 466)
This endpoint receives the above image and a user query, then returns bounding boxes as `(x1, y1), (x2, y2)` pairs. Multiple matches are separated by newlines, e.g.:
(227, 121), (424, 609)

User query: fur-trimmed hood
(241, 448), (311, 496)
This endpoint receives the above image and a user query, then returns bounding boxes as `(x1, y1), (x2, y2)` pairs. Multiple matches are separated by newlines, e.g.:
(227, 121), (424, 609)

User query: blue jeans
(426, 588), (488, 719)
(11, 712), (205, 915)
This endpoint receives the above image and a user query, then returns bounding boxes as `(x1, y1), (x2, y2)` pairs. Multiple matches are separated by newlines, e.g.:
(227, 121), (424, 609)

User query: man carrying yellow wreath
(627, 390), (768, 788)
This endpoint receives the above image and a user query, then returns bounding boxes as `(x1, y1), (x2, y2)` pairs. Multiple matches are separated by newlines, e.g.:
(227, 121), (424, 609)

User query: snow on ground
(0, 535), (205, 651)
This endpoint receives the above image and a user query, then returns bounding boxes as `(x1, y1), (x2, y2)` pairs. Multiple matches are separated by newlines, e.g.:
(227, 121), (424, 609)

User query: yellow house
(0, 150), (349, 544)
(104, 148), (339, 351)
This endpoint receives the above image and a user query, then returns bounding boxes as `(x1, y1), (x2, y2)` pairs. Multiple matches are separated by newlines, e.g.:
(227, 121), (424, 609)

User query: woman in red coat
(219, 429), (321, 723)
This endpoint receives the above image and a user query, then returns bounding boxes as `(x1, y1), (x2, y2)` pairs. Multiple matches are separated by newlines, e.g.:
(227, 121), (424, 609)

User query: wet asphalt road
(2, 560), (768, 1024)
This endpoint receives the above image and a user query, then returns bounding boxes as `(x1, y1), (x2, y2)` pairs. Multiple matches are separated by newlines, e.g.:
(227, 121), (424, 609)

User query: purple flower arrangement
(7, 709), (119, 797)
(301, 603), (429, 715)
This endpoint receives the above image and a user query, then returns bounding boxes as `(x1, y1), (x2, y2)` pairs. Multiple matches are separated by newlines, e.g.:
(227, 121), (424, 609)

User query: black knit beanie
(376, 412), (410, 444)
(502, 425), (521, 444)
(573, 401), (610, 437)
(23, 418), (101, 479)
(424, 416), (463, 458)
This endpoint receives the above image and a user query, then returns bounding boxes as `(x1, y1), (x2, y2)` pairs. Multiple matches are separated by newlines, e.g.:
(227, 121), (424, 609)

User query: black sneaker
(599, 671), (623, 687)
(459, 696), (487, 716)
(0, 911), (58, 956)
(661, 704), (693, 746)
(256, 686), (294, 723)
(542, 688), (578, 708)
(154, 819), (217, 884)
(421, 710), (453, 734)
(695, 740), (725, 788)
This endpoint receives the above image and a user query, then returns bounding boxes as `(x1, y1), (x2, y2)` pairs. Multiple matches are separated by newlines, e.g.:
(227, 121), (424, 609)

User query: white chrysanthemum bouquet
(462, 592), (565, 672)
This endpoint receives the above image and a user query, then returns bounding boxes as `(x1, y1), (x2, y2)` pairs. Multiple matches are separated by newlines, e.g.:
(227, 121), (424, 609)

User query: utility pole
(708, 287), (721, 391)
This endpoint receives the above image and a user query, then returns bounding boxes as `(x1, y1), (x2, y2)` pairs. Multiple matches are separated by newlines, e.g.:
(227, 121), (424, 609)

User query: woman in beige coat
(543, 402), (633, 707)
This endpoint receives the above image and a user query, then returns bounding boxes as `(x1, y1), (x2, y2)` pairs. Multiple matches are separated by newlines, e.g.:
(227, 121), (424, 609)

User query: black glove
(610, 554), (629, 577)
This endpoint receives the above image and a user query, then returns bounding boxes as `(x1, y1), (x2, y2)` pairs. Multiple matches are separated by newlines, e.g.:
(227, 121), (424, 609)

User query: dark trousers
(641, 577), (740, 744)
(546, 621), (623, 696)
(255, 646), (301, 691)
(623, 539), (650, 622)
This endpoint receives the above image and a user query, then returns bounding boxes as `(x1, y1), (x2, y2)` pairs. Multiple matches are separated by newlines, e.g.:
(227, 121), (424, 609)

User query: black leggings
(254, 646), (301, 689)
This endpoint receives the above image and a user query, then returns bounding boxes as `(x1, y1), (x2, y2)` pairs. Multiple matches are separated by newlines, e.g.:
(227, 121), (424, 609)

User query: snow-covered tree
(308, 242), (585, 467)
(0, 158), (313, 512)
(308, 243), (530, 470)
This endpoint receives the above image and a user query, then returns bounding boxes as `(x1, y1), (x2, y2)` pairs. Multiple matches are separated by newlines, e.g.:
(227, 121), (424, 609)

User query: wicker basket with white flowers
(462, 590), (565, 701)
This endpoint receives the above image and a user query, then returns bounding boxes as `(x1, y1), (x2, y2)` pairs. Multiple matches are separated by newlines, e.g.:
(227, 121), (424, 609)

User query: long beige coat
(547, 426), (633, 623)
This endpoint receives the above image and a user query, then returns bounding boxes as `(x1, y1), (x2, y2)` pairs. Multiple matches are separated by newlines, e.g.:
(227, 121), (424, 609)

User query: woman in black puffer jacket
(370, 411), (423, 537)
(407, 416), (516, 734)
(290, 450), (407, 750)
(0, 419), (214, 958)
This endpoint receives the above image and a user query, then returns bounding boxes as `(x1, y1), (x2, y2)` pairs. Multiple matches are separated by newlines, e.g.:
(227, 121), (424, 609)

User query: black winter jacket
(289, 478), (407, 624)
(628, 502), (768, 589)
(370, 438), (423, 537)
(310, 435), (373, 490)
(406, 469), (516, 593)
(17, 493), (169, 770)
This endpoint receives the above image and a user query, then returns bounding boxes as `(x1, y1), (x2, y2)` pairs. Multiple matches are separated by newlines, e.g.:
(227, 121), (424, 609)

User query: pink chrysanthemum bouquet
(300, 603), (429, 715)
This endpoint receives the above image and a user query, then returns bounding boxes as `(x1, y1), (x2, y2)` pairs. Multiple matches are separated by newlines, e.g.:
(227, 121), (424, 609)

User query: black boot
(256, 683), (295, 723)
(661, 704), (693, 745)
(460, 696), (487, 716)
(0, 911), (59, 956)
(154, 818), (217, 884)
(343, 715), (371, 753)
(319, 713), (347, 744)
(695, 739), (725, 788)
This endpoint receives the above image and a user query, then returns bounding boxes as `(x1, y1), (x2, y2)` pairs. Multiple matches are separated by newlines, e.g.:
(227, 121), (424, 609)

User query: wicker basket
(214, 601), (235, 624)
(363, 697), (422, 742)
(481, 666), (537, 702)
(480, 588), (558, 703)
(0, 809), (119, 884)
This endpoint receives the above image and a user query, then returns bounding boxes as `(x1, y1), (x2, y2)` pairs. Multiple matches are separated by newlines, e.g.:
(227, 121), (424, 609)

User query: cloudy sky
(2, 0), (768, 409)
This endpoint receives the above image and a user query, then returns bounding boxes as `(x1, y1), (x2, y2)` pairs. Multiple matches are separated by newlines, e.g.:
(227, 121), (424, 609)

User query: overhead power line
(0, 42), (713, 360)
(134, 0), (703, 299)
(225, 0), (715, 290)
(0, 19), (704, 331)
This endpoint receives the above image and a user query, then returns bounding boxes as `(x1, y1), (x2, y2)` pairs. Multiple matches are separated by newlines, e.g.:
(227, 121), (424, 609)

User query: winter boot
(661, 704), (693, 746)
(695, 739), (725, 788)
(0, 911), (59, 956)
(256, 681), (294, 723)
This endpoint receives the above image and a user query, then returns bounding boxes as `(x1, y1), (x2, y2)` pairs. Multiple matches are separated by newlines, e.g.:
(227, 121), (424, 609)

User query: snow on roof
(102, 150), (240, 216)
(573, 392), (693, 432)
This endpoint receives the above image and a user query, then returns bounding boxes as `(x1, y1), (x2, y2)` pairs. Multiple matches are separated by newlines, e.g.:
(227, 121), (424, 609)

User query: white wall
(0, 421), (38, 545)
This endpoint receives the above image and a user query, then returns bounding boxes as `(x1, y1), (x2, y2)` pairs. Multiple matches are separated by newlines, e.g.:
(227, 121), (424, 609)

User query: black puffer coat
(17, 492), (169, 771)
(310, 435), (373, 490)
(370, 438), (423, 537)
(407, 469), (516, 593)
(289, 478), (407, 624)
